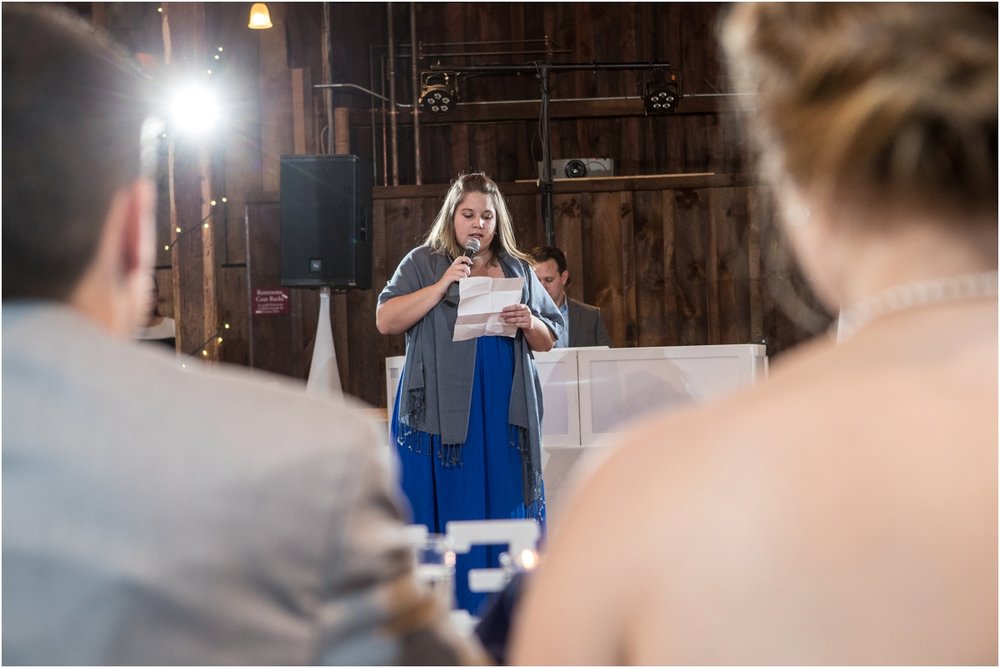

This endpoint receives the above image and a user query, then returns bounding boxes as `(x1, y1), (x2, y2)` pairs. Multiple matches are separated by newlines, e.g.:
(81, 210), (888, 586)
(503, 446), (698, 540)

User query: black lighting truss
(428, 61), (672, 245)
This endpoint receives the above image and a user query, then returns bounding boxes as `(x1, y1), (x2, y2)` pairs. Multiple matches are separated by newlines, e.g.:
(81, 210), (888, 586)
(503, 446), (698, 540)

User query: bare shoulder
(521, 324), (997, 663)
(600, 327), (997, 557)
(605, 321), (996, 489)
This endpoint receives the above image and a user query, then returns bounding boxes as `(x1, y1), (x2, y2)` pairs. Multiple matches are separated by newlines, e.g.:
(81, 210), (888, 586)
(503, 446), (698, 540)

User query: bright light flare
(169, 84), (220, 136)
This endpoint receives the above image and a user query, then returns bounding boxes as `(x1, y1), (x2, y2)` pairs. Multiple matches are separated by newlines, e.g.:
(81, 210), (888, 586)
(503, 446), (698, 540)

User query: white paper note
(453, 276), (525, 341)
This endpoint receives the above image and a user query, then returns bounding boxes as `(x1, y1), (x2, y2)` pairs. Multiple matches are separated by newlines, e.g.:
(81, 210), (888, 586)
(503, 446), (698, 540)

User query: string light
(157, 46), (227, 140)
(164, 197), (228, 251)
(156, 41), (231, 360)
(190, 322), (232, 358)
(207, 46), (226, 75)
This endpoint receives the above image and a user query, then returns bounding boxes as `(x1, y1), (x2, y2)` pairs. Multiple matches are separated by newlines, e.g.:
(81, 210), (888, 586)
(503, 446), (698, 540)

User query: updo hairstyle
(722, 4), (997, 227)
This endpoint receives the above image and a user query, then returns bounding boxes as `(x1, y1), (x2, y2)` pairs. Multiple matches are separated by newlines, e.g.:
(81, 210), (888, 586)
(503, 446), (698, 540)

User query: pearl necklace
(834, 269), (999, 342)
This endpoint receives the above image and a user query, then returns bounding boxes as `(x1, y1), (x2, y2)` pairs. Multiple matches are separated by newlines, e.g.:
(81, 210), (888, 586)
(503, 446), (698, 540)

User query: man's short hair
(530, 245), (568, 274)
(2, 5), (153, 301)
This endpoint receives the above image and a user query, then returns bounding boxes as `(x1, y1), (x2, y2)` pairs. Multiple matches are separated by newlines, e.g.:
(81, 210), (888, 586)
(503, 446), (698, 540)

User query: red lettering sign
(253, 288), (290, 316)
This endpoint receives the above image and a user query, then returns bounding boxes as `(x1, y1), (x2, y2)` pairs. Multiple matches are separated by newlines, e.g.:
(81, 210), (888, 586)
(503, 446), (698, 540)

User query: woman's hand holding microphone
(438, 255), (473, 295)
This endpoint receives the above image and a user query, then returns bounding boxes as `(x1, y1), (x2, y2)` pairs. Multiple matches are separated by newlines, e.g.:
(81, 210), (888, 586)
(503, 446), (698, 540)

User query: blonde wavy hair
(423, 172), (531, 263)
(722, 3), (997, 226)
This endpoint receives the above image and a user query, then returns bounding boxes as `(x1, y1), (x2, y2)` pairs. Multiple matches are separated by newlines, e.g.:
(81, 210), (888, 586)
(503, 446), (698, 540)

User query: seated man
(1, 6), (484, 665)
(530, 245), (612, 347)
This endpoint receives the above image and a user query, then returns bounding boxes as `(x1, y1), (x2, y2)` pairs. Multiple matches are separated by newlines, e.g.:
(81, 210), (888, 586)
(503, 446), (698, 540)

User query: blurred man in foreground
(2, 5), (484, 665)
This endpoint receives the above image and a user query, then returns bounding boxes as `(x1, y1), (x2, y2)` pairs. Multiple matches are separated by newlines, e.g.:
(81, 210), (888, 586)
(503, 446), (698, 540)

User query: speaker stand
(306, 286), (343, 398)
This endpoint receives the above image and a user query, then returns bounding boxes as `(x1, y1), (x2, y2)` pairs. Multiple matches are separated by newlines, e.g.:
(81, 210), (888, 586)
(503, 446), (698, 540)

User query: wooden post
(331, 108), (352, 393)
(747, 188), (766, 344)
(289, 65), (315, 156)
(258, 3), (291, 192)
(162, 3), (219, 361)
(291, 68), (309, 154)
(334, 107), (351, 155)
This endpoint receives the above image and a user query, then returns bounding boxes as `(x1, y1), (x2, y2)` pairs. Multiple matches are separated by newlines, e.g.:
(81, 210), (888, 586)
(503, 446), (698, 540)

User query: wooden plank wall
(245, 176), (830, 410)
(97, 2), (831, 411)
(357, 2), (748, 186)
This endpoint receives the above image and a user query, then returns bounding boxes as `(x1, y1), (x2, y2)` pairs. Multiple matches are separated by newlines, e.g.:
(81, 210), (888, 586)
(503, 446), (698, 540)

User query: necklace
(834, 269), (998, 342)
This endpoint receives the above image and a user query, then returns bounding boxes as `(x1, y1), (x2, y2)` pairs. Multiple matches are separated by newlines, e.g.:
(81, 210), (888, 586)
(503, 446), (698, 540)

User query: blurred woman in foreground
(511, 4), (997, 664)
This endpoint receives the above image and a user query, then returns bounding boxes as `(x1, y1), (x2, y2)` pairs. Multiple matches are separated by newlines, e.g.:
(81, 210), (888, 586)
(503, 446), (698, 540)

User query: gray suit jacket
(2, 303), (484, 666)
(567, 298), (613, 347)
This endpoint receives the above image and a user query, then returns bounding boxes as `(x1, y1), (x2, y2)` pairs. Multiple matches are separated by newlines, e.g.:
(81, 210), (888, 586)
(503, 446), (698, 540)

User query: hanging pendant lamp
(248, 3), (273, 30)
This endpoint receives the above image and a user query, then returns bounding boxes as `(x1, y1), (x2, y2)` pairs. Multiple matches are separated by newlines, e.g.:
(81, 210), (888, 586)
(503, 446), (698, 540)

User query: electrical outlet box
(538, 158), (615, 179)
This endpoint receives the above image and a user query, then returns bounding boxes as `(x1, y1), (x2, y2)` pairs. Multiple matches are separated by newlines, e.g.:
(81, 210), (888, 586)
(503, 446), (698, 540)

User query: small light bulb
(202, 222), (209, 229)
(221, 196), (228, 203)
(216, 337), (223, 344)
(175, 226), (182, 233)
(520, 548), (539, 570)
(213, 54), (220, 60)
(157, 6), (163, 12)
(217, 46), (224, 52)
(210, 199), (217, 206)
(224, 323), (231, 329)
(201, 349), (209, 357)
(206, 69), (213, 75)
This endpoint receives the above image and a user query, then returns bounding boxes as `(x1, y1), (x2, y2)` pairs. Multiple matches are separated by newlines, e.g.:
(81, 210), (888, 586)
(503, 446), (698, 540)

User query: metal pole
(368, 45), (380, 185)
(322, 3), (334, 154)
(429, 61), (670, 75)
(538, 64), (554, 245)
(386, 3), (400, 185)
(410, 3), (422, 185)
(379, 58), (389, 186)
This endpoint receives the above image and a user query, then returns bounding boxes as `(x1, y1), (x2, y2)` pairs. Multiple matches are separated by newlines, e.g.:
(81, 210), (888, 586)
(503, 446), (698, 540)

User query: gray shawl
(378, 246), (565, 506)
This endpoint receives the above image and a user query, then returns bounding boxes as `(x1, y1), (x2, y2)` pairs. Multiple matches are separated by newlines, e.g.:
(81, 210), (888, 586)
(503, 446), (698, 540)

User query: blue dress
(392, 335), (545, 615)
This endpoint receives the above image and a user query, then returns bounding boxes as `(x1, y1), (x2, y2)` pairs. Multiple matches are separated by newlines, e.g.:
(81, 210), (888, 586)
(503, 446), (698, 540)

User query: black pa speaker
(279, 154), (372, 289)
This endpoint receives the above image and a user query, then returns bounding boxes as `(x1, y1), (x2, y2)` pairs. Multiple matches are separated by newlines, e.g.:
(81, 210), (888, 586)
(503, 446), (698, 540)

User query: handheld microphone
(463, 238), (481, 259)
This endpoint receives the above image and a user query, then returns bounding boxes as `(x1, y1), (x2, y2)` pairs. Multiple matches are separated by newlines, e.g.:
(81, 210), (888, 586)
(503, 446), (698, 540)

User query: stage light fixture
(643, 76), (680, 115)
(168, 83), (220, 136)
(418, 72), (458, 115)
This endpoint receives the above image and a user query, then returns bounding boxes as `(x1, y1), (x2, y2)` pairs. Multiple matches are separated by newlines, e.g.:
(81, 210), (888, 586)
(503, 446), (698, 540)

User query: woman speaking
(376, 172), (563, 614)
